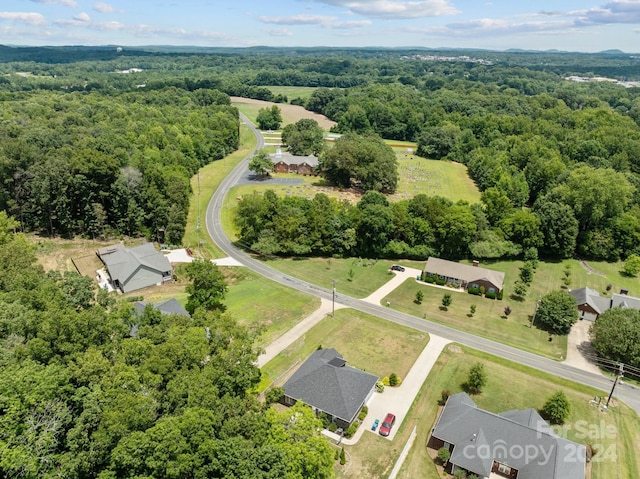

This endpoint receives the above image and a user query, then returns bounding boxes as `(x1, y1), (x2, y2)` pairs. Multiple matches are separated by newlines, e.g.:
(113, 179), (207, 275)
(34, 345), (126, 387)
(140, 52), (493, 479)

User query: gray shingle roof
(433, 393), (586, 479)
(282, 348), (378, 424)
(425, 257), (505, 291)
(98, 243), (171, 293)
(134, 298), (190, 317)
(569, 287), (610, 314)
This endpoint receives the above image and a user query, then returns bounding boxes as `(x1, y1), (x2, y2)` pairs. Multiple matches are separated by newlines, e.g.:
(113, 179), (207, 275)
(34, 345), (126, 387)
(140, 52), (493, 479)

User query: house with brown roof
(423, 257), (505, 295)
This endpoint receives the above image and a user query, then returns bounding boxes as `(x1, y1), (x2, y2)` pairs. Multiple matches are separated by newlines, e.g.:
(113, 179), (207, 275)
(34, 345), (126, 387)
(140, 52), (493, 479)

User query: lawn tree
(442, 292), (452, 310)
(591, 308), (640, 368)
(249, 149), (273, 177)
(519, 261), (535, 284)
(513, 281), (528, 299)
(504, 306), (512, 317)
(281, 119), (325, 156)
(541, 391), (571, 424)
(319, 132), (398, 193)
(535, 291), (578, 335)
(623, 254), (640, 277)
(415, 290), (424, 304)
(256, 105), (283, 130)
(184, 259), (228, 315)
(470, 304), (476, 317)
(467, 362), (487, 394)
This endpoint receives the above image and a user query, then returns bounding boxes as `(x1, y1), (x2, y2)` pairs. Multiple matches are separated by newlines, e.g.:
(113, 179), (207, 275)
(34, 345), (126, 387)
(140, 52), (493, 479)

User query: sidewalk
(257, 297), (345, 368)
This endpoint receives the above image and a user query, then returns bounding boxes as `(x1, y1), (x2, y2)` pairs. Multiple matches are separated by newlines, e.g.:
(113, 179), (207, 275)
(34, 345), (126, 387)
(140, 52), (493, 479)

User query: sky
(1, 0), (640, 52)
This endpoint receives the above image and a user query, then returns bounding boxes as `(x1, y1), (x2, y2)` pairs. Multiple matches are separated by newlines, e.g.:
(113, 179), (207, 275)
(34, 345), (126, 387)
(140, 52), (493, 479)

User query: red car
(378, 413), (396, 436)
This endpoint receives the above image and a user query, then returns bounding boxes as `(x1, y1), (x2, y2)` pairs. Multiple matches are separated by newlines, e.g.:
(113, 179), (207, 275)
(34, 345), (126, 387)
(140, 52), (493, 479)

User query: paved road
(206, 115), (640, 415)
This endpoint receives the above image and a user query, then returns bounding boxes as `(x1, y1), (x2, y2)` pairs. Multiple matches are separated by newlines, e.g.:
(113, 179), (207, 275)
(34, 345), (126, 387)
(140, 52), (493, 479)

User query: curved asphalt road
(207, 114), (640, 415)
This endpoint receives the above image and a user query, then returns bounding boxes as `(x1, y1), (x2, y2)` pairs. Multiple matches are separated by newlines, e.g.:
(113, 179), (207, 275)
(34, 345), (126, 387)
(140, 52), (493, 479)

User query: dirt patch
(231, 97), (337, 130)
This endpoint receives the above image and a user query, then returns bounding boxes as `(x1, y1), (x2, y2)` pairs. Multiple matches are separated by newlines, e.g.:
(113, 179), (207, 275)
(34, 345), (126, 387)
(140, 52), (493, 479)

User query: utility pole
(605, 363), (624, 409)
(332, 279), (338, 317)
(530, 298), (541, 328)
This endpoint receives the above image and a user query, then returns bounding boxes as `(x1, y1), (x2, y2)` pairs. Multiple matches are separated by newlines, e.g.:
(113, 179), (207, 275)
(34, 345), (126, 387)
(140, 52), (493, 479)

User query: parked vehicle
(371, 418), (379, 431)
(390, 265), (405, 272)
(378, 413), (396, 436)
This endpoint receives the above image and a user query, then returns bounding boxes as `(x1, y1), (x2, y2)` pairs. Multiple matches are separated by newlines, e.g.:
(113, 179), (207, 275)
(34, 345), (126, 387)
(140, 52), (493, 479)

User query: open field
(337, 345), (640, 479)
(259, 309), (429, 392)
(389, 156), (481, 204)
(265, 86), (319, 101)
(231, 97), (337, 130)
(223, 268), (320, 348)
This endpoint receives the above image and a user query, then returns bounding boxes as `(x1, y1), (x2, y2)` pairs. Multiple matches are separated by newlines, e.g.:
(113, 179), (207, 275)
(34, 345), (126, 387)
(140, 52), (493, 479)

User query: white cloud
(0, 12), (46, 26)
(573, 0), (640, 25)
(311, 0), (460, 19)
(30, 0), (77, 7)
(408, 17), (580, 38)
(265, 28), (293, 37)
(258, 14), (370, 29)
(93, 2), (117, 14)
(73, 12), (91, 22)
(258, 14), (337, 26)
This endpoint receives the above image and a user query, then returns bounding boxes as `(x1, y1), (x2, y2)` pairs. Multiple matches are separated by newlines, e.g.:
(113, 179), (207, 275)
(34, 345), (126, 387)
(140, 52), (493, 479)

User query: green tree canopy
(535, 291), (579, 335)
(248, 149), (273, 177)
(256, 105), (283, 130)
(592, 308), (640, 368)
(541, 391), (571, 425)
(184, 259), (228, 315)
(281, 119), (325, 156)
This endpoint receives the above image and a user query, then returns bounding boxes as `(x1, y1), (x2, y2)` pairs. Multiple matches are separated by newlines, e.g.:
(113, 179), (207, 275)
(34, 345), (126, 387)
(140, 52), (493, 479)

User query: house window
(488, 287), (496, 293)
(471, 283), (479, 289)
(498, 464), (511, 475)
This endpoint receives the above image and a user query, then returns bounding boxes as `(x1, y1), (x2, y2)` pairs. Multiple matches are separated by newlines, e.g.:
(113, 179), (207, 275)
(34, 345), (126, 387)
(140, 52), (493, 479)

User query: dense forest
(0, 222), (335, 478)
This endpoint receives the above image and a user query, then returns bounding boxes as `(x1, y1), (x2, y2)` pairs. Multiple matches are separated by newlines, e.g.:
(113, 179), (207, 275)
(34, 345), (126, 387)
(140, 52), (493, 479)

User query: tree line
(0, 87), (239, 243)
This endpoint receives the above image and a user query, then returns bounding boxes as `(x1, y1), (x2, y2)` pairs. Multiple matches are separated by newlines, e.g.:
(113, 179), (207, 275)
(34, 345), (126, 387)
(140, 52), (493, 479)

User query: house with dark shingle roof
(133, 298), (190, 318)
(280, 348), (378, 429)
(429, 393), (586, 479)
(97, 242), (172, 293)
(570, 287), (640, 321)
(424, 257), (505, 294)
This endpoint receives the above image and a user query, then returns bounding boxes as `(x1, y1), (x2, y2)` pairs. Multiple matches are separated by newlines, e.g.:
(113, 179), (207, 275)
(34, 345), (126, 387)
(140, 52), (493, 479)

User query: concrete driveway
(564, 319), (602, 375)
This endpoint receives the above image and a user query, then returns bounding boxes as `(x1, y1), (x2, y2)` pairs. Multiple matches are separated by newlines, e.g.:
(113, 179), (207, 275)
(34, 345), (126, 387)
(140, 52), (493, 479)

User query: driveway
(564, 319), (602, 375)
(363, 267), (423, 305)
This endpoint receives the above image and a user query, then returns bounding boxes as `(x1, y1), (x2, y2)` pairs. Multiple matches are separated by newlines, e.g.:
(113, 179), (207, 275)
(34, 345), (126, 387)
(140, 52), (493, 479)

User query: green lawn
(390, 156), (481, 204)
(265, 86), (319, 100)
(259, 309), (429, 392)
(224, 267), (320, 348)
(337, 345), (640, 479)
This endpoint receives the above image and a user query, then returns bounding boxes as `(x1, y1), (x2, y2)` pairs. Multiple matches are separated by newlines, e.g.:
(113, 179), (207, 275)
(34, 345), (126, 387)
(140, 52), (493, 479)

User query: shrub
(437, 447), (451, 464)
(375, 381), (385, 392)
(479, 285), (485, 295)
(497, 289), (504, 300)
(344, 423), (358, 438)
(485, 291), (497, 299)
(328, 422), (338, 433)
(415, 290), (424, 304)
(469, 304), (476, 317)
(334, 447), (340, 460)
(439, 389), (451, 405)
(265, 386), (284, 405)
(389, 373), (398, 386)
(340, 446), (346, 465)
(541, 390), (571, 425)
(435, 277), (446, 286)
(467, 286), (481, 295)
(358, 406), (368, 421)
(319, 412), (331, 429)
(424, 276), (435, 284)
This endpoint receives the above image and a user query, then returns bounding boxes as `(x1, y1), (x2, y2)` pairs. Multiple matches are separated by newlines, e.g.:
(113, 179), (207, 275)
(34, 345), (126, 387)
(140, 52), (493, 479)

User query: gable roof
(569, 287), (611, 314)
(134, 298), (190, 317)
(98, 242), (171, 292)
(270, 151), (319, 167)
(282, 348), (378, 424)
(433, 393), (585, 479)
(611, 293), (640, 310)
(425, 257), (505, 291)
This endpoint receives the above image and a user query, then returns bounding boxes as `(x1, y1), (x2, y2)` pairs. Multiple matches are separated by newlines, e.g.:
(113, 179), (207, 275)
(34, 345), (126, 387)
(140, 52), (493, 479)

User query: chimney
(472, 260), (479, 267)
(620, 288), (629, 296)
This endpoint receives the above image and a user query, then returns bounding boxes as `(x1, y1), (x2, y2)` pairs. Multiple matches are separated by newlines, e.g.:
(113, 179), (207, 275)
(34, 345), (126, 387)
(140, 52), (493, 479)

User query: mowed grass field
(259, 309), (429, 392)
(265, 86), (319, 101)
(337, 345), (640, 479)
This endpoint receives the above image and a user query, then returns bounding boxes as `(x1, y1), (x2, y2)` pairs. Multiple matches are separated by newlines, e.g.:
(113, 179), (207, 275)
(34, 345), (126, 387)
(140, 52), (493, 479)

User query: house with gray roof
(133, 298), (190, 318)
(280, 348), (378, 429)
(570, 287), (640, 321)
(424, 257), (505, 294)
(97, 242), (172, 293)
(270, 147), (319, 175)
(429, 393), (586, 479)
